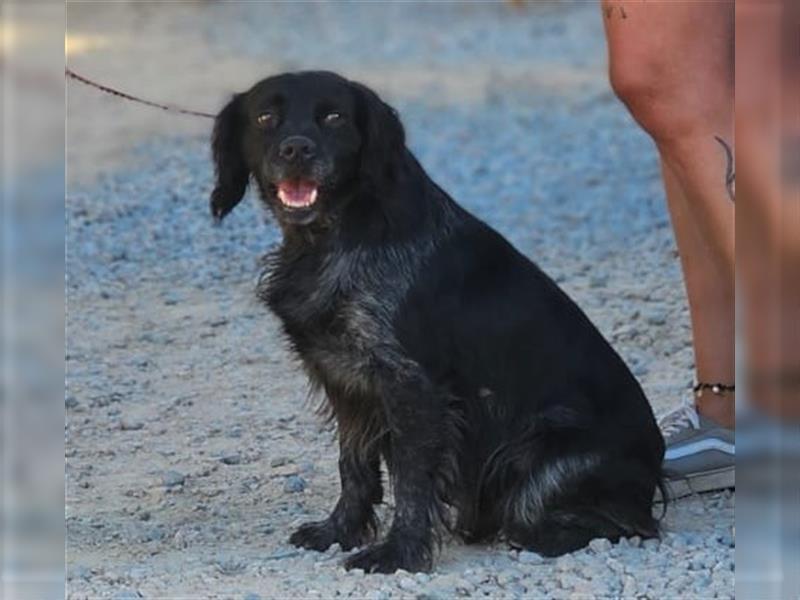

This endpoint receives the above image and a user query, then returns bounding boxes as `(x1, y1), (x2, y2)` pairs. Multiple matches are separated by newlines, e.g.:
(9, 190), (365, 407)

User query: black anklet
(693, 382), (735, 398)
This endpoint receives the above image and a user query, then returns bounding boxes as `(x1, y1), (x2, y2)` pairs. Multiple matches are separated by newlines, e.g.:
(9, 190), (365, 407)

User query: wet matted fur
(209, 71), (666, 573)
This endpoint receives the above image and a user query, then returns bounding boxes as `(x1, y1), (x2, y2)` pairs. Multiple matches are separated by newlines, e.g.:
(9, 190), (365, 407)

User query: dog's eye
(256, 112), (277, 128)
(323, 112), (343, 126)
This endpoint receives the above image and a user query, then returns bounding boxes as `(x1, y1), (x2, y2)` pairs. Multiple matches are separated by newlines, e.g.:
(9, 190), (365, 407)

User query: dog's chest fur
(260, 239), (433, 397)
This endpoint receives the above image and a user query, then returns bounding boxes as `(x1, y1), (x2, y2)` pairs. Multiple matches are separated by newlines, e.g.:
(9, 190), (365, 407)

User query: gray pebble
(645, 308), (668, 326)
(555, 554), (577, 571)
(140, 526), (166, 543)
(399, 576), (417, 590)
(518, 550), (544, 564)
(497, 569), (519, 585)
(119, 419), (145, 431)
(215, 554), (248, 575)
(454, 578), (474, 595)
(325, 542), (342, 555)
(642, 538), (660, 550)
(284, 475), (306, 493)
(622, 575), (638, 595)
(588, 537), (613, 552)
(632, 362), (649, 377)
(161, 470), (186, 488)
(219, 452), (242, 465)
(163, 292), (182, 305)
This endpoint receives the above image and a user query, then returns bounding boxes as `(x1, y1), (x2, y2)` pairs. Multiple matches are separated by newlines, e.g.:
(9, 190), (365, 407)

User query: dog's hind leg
(290, 435), (383, 552)
(502, 456), (661, 557)
(506, 507), (632, 557)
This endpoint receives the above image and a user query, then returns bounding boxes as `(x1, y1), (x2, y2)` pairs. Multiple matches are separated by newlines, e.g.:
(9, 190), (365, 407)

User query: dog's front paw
(344, 538), (432, 574)
(290, 519), (372, 552)
(289, 520), (339, 552)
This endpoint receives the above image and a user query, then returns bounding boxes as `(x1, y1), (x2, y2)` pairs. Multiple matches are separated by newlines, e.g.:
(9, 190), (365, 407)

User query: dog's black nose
(279, 136), (316, 162)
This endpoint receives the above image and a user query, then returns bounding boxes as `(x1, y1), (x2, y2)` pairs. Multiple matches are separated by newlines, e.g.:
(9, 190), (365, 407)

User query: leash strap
(65, 68), (215, 119)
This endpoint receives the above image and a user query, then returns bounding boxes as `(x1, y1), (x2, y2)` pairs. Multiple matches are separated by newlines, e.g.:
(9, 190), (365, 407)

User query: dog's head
(210, 71), (405, 227)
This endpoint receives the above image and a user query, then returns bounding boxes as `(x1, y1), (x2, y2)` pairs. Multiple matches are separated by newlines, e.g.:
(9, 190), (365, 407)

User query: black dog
(210, 71), (665, 574)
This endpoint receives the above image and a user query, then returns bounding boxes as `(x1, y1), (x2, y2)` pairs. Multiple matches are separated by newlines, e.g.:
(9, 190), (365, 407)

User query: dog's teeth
(277, 186), (318, 208)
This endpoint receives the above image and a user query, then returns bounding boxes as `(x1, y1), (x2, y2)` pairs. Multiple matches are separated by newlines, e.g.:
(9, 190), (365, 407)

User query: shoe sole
(655, 466), (735, 502)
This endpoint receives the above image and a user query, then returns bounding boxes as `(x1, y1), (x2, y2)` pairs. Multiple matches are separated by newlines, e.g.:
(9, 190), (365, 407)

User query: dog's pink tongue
(278, 181), (317, 207)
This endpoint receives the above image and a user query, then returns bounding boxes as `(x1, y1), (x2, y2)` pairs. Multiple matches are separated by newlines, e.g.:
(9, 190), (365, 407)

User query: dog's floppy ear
(210, 93), (249, 222)
(351, 82), (406, 189)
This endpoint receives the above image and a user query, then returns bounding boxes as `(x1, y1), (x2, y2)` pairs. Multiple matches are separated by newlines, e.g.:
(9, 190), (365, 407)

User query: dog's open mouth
(277, 180), (318, 209)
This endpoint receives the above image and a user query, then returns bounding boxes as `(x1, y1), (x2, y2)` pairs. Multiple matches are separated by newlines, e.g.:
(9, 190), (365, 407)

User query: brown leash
(65, 68), (215, 120)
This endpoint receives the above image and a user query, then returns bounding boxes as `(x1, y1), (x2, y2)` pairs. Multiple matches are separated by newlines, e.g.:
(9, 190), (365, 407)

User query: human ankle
(696, 393), (735, 429)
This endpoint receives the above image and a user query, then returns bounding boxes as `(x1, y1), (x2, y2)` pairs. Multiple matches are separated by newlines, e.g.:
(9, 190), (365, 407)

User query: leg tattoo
(715, 135), (735, 202)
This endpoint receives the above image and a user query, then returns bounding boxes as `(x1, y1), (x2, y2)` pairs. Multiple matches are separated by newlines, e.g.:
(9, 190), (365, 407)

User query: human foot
(658, 398), (735, 499)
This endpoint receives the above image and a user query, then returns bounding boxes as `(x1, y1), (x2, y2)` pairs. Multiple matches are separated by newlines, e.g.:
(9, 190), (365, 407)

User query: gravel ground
(66, 2), (734, 598)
